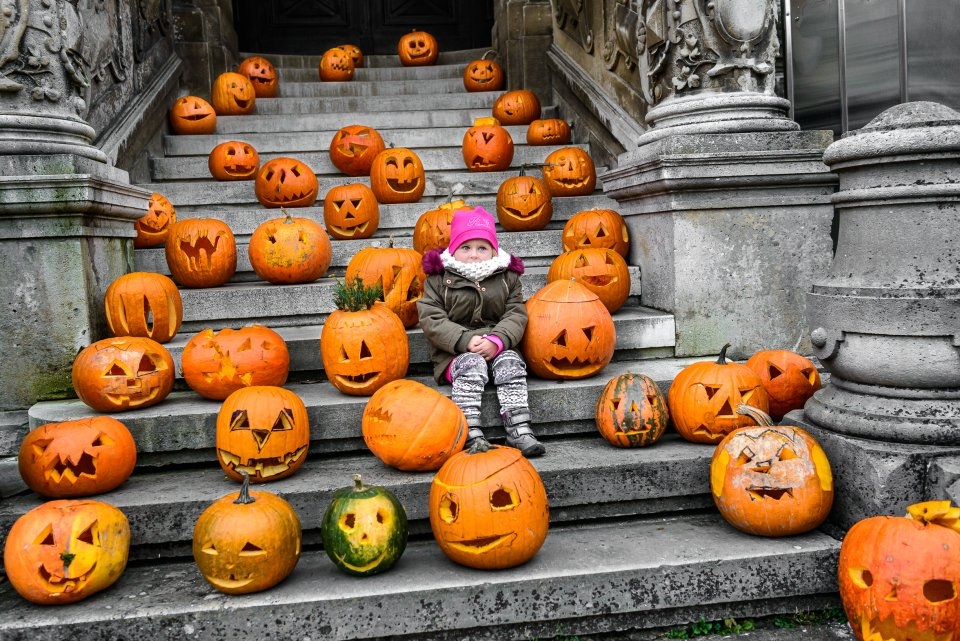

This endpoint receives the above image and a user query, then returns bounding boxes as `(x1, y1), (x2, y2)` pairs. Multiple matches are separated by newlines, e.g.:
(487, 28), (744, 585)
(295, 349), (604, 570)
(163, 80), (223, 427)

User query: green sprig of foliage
(665, 617), (755, 639)
(332, 278), (383, 312)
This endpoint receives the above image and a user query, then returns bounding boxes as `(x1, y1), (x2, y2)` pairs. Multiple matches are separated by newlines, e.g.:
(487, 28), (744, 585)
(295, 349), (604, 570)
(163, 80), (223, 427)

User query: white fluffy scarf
(441, 247), (511, 282)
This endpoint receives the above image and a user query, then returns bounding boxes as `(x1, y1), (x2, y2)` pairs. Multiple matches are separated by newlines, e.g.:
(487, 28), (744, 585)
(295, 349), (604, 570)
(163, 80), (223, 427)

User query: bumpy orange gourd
(208, 140), (260, 181)
(248, 211), (331, 284)
(492, 89), (541, 125)
(255, 157), (319, 208)
(369, 147), (425, 203)
(463, 52), (504, 92)
(164, 218), (237, 288)
(237, 56), (278, 98)
(323, 182), (380, 240)
(133, 192), (177, 249)
(548, 248), (631, 313)
(413, 198), (471, 254)
(542, 147), (596, 197)
(667, 343), (770, 444)
(181, 325), (290, 400)
(211, 71), (256, 115)
(328, 124), (385, 176)
(496, 168), (553, 232)
(562, 208), (630, 257)
(18, 417), (137, 498)
(104, 271), (183, 343)
(526, 118), (571, 145)
(4, 499), (130, 604)
(168, 96), (216, 135)
(462, 117), (514, 172)
(72, 336), (175, 413)
(345, 244), (426, 328)
(361, 379), (467, 471)
(397, 30), (439, 66)
(319, 46), (355, 81)
(595, 372), (669, 448)
(429, 440), (549, 569)
(745, 349), (822, 420)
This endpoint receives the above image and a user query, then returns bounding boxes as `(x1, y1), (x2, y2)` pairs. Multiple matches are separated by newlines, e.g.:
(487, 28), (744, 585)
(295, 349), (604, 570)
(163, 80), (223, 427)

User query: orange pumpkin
(667, 343), (770, 444)
(361, 379), (467, 471)
(542, 147), (596, 197)
(745, 349), (822, 421)
(18, 416), (137, 498)
(216, 385), (310, 483)
(595, 372), (669, 448)
(164, 218), (237, 288)
(338, 43), (364, 68)
(180, 325), (290, 401)
(254, 157), (319, 208)
(248, 211), (332, 284)
(211, 71), (256, 115)
(319, 46), (355, 81)
(3, 499), (129, 604)
(323, 182), (380, 240)
(526, 118), (571, 145)
(133, 192), (177, 249)
(345, 244), (426, 328)
(369, 147), (426, 204)
(547, 247), (631, 313)
(462, 117), (514, 172)
(328, 124), (386, 176)
(208, 140), (260, 181)
(168, 95), (216, 135)
(429, 439), (549, 569)
(71, 336), (175, 413)
(236, 56), (278, 98)
(397, 30), (439, 66)
(413, 198), (471, 254)
(496, 168), (553, 232)
(492, 89), (541, 125)
(562, 208), (630, 257)
(521, 279), (616, 380)
(463, 52), (504, 92)
(104, 271), (183, 343)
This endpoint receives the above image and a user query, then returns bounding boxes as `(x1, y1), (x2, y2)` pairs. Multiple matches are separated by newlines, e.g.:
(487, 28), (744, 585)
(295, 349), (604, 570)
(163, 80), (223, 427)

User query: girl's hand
(468, 336), (497, 360)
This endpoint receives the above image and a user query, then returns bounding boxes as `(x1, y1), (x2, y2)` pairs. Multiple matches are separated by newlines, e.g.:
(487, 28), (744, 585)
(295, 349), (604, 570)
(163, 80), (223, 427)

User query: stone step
(250, 91), (498, 116)
(0, 512), (841, 641)
(251, 47), (492, 70)
(210, 108), (514, 134)
(276, 76), (468, 98)
(278, 63), (468, 83)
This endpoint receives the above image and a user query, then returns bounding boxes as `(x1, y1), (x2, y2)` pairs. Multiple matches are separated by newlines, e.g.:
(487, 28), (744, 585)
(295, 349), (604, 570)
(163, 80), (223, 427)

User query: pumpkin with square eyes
(323, 183), (380, 240)
(193, 473), (302, 595)
(463, 53), (504, 92)
(319, 46), (355, 81)
(711, 405), (833, 536)
(496, 168), (553, 232)
(462, 117), (514, 172)
(216, 386), (310, 484)
(548, 247), (630, 313)
(211, 72), (256, 116)
(429, 439), (549, 570)
(134, 192), (177, 249)
(255, 157), (319, 208)
(237, 56), (278, 98)
(346, 244), (426, 328)
(369, 148), (425, 204)
(329, 125), (385, 177)
(164, 218), (237, 288)
(397, 30), (439, 66)
(542, 147), (596, 197)
(492, 89), (541, 125)
(667, 343), (770, 444)
(839, 501), (960, 641)
(413, 198), (471, 254)
(526, 118), (571, 145)
(168, 96), (216, 135)
(104, 271), (182, 343)
(181, 325), (290, 400)
(562, 208), (629, 257)
(208, 140), (260, 181)
(71, 336), (174, 413)
(18, 417), (137, 498)
(521, 279), (616, 380)
(595, 372), (669, 448)
(745, 349), (822, 420)
(249, 211), (332, 284)
(321, 474), (408, 576)
(338, 43), (364, 68)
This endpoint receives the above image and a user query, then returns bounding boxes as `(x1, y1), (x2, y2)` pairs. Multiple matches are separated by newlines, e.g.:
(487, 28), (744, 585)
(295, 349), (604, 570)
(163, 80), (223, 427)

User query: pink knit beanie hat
(447, 206), (499, 253)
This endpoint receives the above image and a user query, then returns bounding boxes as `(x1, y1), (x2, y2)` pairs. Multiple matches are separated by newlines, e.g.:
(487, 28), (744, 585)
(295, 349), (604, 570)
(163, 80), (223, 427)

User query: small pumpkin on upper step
(542, 147), (596, 197)
(745, 349), (822, 420)
(463, 51), (503, 92)
(462, 117), (514, 172)
(236, 56), (278, 98)
(211, 71), (256, 116)
(168, 96), (216, 135)
(208, 140), (260, 181)
(397, 29), (438, 66)
(492, 89), (541, 125)
(133, 192), (177, 249)
(319, 46), (355, 81)
(323, 182), (380, 240)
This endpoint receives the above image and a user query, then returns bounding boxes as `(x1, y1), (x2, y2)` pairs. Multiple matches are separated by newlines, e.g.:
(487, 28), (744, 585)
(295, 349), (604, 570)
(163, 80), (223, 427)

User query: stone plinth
(603, 130), (837, 358)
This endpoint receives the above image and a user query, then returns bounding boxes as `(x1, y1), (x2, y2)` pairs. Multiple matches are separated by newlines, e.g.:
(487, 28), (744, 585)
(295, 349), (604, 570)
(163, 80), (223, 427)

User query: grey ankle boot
(501, 408), (545, 458)
(464, 417), (486, 449)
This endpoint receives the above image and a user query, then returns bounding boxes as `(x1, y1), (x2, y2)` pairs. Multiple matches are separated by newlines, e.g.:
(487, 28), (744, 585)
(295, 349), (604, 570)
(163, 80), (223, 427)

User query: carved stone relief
(134, 0), (169, 63)
(603, 0), (638, 72)
(553, 0), (594, 53)
(82, 0), (126, 85)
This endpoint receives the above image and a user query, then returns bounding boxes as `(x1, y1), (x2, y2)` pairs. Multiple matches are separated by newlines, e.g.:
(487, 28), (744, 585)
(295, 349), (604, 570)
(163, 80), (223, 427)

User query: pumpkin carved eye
(924, 579), (956, 603)
(490, 486), (518, 511)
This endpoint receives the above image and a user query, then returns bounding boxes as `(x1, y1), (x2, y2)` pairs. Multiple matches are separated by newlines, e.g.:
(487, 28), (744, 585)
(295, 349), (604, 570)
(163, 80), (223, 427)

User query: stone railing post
(787, 102), (960, 530)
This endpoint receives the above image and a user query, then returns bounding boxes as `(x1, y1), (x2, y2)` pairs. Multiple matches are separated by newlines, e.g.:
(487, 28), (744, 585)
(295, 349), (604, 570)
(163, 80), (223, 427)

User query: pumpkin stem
(353, 473), (365, 492)
(906, 501), (960, 531)
(715, 343), (732, 365)
(234, 472), (256, 505)
(736, 404), (774, 427)
(467, 437), (493, 454)
(481, 49), (497, 60)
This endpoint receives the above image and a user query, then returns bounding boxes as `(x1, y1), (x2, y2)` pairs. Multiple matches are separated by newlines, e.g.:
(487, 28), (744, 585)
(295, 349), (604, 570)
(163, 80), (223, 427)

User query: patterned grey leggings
(449, 349), (528, 424)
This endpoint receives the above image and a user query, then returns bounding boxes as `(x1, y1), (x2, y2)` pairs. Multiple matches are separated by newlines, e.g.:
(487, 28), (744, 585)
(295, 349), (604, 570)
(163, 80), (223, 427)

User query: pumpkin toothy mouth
(746, 487), (794, 500)
(857, 614), (954, 641)
(37, 563), (94, 594)
(446, 533), (516, 554)
(335, 372), (381, 387)
(581, 276), (613, 287)
(218, 445), (308, 480)
(546, 356), (598, 372)
(386, 177), (421, 193)
(330, 222), (372, 237)
(47, 452), (97, 483)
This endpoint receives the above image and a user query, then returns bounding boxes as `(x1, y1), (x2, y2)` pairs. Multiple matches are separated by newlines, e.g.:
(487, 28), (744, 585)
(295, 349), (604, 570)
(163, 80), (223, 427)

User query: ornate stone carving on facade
(553, 0), (594, 54)
(134, 0), (170, 63)
(602, 0), (638, 71)
(83, 0), (127, 84)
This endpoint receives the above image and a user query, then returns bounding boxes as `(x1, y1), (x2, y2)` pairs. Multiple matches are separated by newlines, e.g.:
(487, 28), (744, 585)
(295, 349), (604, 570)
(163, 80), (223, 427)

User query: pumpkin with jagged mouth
(526, 118), (571, 145)
(462, 117), (514, 172)
(561, 208), (630, 257)
(71, 336), (175, 413)
(496, 170), (553, 232)
(237, 55), (278, 98)
(216, 386), (310, 483)
(254, 157), (319, 208)
(323, 182), (380, 240)
(369, 147), (425, 203)
(547, 247), (631, 313)
(542, 146), (597, 196)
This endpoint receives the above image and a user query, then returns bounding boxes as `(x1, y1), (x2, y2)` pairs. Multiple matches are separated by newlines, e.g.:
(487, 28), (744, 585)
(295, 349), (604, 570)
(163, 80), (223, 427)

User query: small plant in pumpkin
(168, 95), (216, 135)
(838, 500), (960, 641)
(361, 379), (467, 472)
(18, 416), (137, 498)
(319, 46), (355, 81)
(462, 116), (514, 172)
(495, 164), (553, 232)
(397, 29), (439, 66)
(463, 51), (504, 92)
(208, 140), (260, 181)
(323, 182), (380, 240)
(542, 146), (597, 197)
(745, 349), (822, 421)
(248, 208), (332, 284)
(321, 474), (408, 576)
(193, 472), (302, 595)
(210, 71), (256, 116)
(164, 217), (238, 288)
(710, 405), (833, 537)
(181, 325), (290, 400)
(236, 55), (278, 98)
(345, 241), (426, 328)
(3, 499), (130, 605)
(104, 271), (183, 343)
(321, 279), (409, 397)
(429, 438), (549, 570)
(595, 372), (669, 448)
(413, 197), (472, 254)
(562, 208), (630, 257)
(547, 247), (631, 314)
(328, 124), (385, 177)
(133, 192), (177, 249)
(255, 157), (320, 208)
(72, 336), (175, 413)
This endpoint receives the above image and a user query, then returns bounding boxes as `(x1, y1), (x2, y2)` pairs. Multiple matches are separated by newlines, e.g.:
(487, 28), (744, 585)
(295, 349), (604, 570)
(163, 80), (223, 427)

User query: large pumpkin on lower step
(595, 372), (668, 448)
(72, 336), (175, 413)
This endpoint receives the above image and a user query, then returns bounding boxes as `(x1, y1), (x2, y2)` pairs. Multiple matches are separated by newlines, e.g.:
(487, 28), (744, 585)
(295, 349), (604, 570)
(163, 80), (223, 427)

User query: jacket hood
(421, 248), (524, 275)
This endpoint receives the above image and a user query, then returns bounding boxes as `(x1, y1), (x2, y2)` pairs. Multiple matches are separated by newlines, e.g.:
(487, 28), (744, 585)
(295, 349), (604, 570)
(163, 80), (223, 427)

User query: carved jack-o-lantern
(562, 208), (630, 257)
(711, 405), (833, 537)
(595, 372), (669, 448)
(216, 385), (310, 484)
(104, 271), (183, 343)
(338, 43), (364, 68)
(413, 198), (471, 254)
(463, 53), (504, 92)
(346, 244), (426, 328)
(496, 169), (553, 232)
(211, 72), (256, 116)
(492, 89), (541, 125)
(839, 500), (960, 641)
(323, 183), (380, 240)
(319, 46), (355, 81)
(181, 325), (290, 401)
(526, 118), (571, 145)
(667, 343), (770, 445)
(521, 279), (616, 380)
(18, 416), (137, 498)
(745, 349), (822, 421)
(237, 56), (278, 98)
(208, 140), (260, 181)
(321, 281), (409, 396)
(248, 211), (332, 284)
(3, 499), (130, 605)
(361, 379), (467, 471)
(542, 147), (597, 197)
(429, 440), (549, 570)
(547, 247), (631, 313)
(164, 218), (237, 288)
(72, 336), (175, 413)
(462, 117), (514, 172)
(397, 30), (439, 66)
(134, 192), (177, 249)
(369, 148), (426, 204)
(328, 124), (386, 177)
(193, 473), (302, 594)
(168, 96), (216, 135)
(254, 157), (319, 208)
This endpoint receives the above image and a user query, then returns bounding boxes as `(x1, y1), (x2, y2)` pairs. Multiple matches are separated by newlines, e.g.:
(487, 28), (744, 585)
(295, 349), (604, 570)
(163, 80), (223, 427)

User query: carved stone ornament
(553, 0), (594, 54)
(134, 0), (170, 63)
(83, 0), (126, 84)
(603, 0), (638, 71)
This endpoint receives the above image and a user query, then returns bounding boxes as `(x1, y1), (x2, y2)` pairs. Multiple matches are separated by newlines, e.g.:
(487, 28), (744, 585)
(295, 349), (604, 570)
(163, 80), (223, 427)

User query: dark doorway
(233, 1), (494, 56)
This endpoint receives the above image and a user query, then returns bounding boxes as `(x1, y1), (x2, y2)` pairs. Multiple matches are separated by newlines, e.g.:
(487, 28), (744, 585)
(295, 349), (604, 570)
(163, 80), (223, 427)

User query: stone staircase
(0, 48), (842, 640)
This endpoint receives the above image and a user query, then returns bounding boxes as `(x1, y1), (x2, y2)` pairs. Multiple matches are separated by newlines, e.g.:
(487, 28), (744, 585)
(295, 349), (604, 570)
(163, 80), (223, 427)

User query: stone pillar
(786, 102), (960, 531)
(493, 0), (553, 102)
(172, 0), (240, 95)
(602, 0), (836, 358)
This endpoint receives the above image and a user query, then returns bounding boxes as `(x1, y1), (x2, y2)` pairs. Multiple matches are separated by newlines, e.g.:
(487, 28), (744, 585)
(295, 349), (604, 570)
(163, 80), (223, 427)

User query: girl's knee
(450, 352), (489, 381)
(492, 349), (527, 384)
